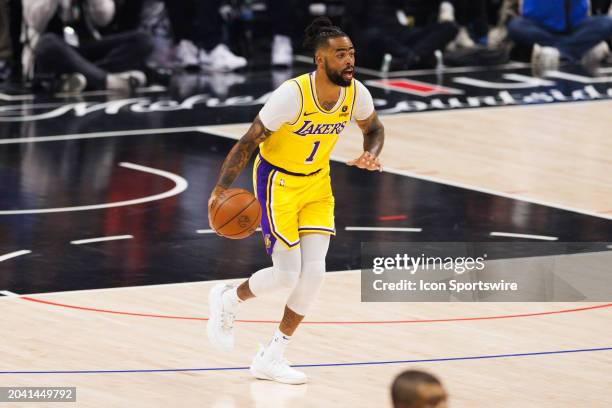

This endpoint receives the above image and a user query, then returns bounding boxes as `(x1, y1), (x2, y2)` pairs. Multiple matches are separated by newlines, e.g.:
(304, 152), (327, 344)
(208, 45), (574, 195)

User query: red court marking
(386, 80), (439, 93)
(378, 215), (407, 221)
(19, 296), (612, 325)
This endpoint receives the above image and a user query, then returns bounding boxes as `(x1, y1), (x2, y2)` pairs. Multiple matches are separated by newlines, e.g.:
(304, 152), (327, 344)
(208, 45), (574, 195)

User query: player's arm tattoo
(356, 112), (385, 157)
(214, 116), (272, 191)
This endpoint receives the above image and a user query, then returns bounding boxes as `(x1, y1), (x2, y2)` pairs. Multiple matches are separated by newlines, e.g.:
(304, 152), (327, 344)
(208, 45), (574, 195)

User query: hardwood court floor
(206, 100), (612, 219)
(1, 272), (611, 407)
(1, 83), (611, 408)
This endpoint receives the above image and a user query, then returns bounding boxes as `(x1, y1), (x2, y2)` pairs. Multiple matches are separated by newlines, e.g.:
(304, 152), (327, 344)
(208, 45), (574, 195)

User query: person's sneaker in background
(208, 44), (247, 72)
(59, 73), (87, 93)
(271, 35), (293, 67)
(175, 39), (200, 68)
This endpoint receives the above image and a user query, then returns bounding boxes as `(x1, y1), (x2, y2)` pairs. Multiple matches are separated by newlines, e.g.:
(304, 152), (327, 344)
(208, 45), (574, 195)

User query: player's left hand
(347, 151), (383, 172)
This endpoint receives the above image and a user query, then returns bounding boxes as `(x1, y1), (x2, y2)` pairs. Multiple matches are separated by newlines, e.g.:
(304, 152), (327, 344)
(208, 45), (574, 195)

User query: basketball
(210, 188), (261, 239)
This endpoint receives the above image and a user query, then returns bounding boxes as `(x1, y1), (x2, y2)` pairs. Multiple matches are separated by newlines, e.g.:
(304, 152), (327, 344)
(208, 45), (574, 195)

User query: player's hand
(208, 186), (227, 233)
(347, 151), (383, 172)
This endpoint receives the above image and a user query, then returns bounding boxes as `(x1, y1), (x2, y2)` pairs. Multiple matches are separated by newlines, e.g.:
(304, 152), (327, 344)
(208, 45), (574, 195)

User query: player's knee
(302, 260), (326, 284)
(275, 265), (301, 289)
(286, 261), (326, 315)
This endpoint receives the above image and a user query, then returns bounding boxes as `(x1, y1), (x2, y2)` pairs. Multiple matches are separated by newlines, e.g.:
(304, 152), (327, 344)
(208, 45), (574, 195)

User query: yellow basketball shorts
(253, 154), (335, 255)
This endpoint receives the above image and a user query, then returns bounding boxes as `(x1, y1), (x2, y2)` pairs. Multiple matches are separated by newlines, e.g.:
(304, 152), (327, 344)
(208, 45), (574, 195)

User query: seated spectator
(348, 0), (458, 70)
(591, 0), (612, 15)
(446, 0), (489, 49)
(268, 0), (295, 67)
(164, 0), (247, 71)
(507, 0), (612, 75)
(23, 0), (154, 93)
(0, 0), (11, 81)
(391, 369), (448, 408)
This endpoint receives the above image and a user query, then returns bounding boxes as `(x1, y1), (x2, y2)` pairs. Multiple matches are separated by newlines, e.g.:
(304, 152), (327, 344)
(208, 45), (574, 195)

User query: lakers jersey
(259, 72), (356, 174)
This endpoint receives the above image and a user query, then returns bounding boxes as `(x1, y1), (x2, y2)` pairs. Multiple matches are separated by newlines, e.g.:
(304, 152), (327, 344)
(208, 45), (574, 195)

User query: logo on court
(365, 79), (464, 97)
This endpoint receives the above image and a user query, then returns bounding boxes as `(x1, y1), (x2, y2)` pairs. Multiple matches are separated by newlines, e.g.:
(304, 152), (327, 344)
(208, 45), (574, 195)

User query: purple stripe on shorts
(256, 157), (277, 256)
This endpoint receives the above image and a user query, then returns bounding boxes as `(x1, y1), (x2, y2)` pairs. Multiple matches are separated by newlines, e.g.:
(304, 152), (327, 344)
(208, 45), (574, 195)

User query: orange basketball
(210, 188), (261, 239)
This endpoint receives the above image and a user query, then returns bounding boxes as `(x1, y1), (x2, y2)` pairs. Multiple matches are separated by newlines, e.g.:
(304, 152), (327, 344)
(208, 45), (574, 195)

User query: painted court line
(197, 228), (261, 234)
(71, 235), (134, 245)
(18, 296), (612, 324)
(0, 162), (188, 215)
(202, 126), (612, 222)
(346, 227), (422, 232)
(1, 347), (610, 375)
(0, 124), (609, 221)
(0, 126), (203, 145)
(490, 232), (558, 241)
(0, 250), (32, 262)
(0, 290), (18, 297)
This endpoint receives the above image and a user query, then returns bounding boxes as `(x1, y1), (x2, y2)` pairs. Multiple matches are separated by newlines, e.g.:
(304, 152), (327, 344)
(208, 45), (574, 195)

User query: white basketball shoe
(249, 345), (307, 385)
(206, 283), (237, 351)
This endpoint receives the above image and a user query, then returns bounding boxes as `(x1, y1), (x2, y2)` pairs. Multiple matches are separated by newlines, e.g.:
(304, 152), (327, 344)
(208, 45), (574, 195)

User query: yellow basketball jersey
(259, 72), (356, 174)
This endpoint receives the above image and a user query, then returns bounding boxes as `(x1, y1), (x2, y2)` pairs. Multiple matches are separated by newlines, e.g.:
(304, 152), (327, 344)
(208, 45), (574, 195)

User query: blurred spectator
(506, 0), (612, 75)
(22, 0), (154, 93)
(591, 0), (612, 15)
(391, 370), (448, 408)
(348, 0), (458, 70)
(0, 0), (11, 81)
(269, 0), (295, 67)
(446, 0), (489, 49)
(165, 0), (247, 71)
(488, 0), (519, 48)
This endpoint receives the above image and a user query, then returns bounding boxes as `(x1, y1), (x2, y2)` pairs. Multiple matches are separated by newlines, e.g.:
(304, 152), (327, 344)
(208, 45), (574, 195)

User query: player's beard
(324, 59), (352, 87)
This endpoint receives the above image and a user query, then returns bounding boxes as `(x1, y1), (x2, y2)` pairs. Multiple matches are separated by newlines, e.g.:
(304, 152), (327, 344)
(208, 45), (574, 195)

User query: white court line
(19, 269), (362, 297)
(0, 119), (609, 221)
(197, 125), (612, 222)
(54, 85), (166, 98)
(490, 232), (558, 241)
(0, 250), (32, 262)
(0, 126), (202, 145)
(0, 162), (188, 215)
(0, 290), (18, 297)
(0, 86), (165, 102)
(346, 227), (422, 232)
(71, 235), (134, 245)
(196, 228), (261, 234)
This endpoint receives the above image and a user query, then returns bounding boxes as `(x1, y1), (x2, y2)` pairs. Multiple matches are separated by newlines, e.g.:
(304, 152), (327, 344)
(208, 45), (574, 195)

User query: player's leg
(207, 241), (301, 351)
(250, 169), (333, 383)
(250, 233), (330, 384)
(207, 156), (303, 350)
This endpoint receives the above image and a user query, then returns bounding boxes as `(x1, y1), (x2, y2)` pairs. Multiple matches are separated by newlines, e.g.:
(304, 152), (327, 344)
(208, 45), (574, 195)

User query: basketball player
(391, 370), (448, 408)
(206, 17), (385, 384)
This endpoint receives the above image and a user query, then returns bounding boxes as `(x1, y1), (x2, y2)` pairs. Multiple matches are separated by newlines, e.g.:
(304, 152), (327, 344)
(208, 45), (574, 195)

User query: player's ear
(315, 47), (326, 66)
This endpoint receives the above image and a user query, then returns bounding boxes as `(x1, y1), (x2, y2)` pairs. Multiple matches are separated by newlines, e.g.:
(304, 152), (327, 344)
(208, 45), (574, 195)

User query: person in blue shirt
(507, 0), (612, 75)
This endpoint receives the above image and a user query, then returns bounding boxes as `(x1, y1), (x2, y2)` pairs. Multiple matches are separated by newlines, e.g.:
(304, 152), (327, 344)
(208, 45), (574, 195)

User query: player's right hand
(208, 186), (227, 232)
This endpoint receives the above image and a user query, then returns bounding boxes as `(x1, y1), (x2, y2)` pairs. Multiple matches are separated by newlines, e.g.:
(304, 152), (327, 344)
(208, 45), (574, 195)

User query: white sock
(265, 328), (291, 360)
(222, 286), (242, 311)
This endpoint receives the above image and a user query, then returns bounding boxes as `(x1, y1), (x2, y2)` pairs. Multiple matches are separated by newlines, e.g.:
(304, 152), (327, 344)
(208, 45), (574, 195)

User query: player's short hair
(302, 16), (348, 54)
(391, 370), (442, 407)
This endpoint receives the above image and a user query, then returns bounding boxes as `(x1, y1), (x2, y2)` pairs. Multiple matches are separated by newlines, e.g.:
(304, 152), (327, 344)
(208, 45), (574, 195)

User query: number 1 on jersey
(305, 141), (321, 163)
